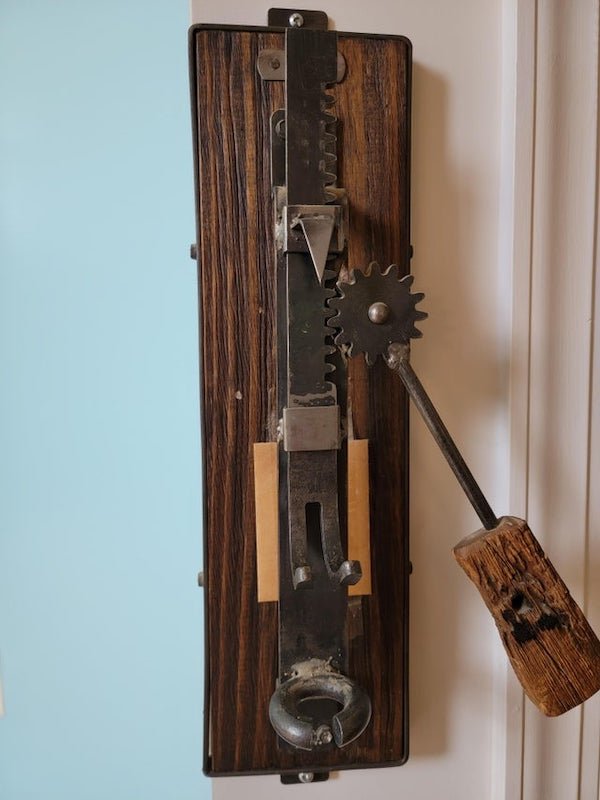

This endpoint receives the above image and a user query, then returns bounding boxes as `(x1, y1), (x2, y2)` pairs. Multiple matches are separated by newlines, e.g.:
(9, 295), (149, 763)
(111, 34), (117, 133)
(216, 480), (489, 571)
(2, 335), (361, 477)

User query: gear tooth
(401, 273), (414, 288)
(327, 296), (343, 310)
(411, 290), (425, 303)
(384, 263), (400, 279)
(410, 327), (424, 339)
(415, 310), (428, 321)
(322, 287), (336, 299)
(367, 262), (380, 276)
(334, 330), (351, 347)
(322, 268), (337, 281)
(319, 96), (337, 189)
(365, 351), (377, 366)
(324, 344), (337, 355)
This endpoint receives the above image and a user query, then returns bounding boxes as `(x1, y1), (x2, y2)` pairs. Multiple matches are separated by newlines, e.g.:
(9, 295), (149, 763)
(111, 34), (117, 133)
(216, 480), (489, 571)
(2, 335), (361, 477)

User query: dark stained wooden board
(190, 24), (411, 776)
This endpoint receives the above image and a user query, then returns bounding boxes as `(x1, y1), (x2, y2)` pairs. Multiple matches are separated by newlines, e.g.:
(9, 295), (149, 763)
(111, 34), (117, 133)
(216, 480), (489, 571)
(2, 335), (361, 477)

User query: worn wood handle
(453, 516), (600, 716)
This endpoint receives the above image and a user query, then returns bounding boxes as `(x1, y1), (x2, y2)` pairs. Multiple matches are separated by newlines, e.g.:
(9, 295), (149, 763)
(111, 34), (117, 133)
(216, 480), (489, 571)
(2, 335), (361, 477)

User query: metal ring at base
(269, 659), (372, 751)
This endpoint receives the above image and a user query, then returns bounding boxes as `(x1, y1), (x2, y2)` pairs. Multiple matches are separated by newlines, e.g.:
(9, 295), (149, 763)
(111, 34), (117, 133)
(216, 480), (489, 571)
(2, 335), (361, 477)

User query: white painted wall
(191, 1), (600, 798)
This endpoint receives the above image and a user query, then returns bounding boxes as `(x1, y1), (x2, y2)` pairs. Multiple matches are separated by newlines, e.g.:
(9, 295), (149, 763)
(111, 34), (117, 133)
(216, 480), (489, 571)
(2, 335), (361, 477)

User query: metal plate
(268, 8), (328, 29)
(258, 48), (347, 82)
(283, 405), (341, 451)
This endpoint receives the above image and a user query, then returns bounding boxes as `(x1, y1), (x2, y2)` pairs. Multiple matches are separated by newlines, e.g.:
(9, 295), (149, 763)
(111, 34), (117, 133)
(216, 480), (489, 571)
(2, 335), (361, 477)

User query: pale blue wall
(0, 2), (207, 798)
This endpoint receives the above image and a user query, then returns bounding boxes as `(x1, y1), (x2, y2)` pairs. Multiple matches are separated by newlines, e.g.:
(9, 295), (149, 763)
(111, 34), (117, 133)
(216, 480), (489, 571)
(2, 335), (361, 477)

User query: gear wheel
(327, 263), (428, 364)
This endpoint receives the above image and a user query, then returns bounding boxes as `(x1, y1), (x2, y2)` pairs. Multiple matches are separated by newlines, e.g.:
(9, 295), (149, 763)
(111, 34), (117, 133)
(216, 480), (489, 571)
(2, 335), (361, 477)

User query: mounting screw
(197, 571), (204, 587)
(368, 301), (391, 324)
(275, 118), (286, 139)
(289, 12), (304, 27)
(298, 773), (314, 784)
(315, 724), (333, 745)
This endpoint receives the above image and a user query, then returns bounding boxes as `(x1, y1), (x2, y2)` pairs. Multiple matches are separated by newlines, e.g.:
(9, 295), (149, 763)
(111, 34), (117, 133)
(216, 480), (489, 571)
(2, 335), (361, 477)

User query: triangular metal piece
(298, 215), (335, 284)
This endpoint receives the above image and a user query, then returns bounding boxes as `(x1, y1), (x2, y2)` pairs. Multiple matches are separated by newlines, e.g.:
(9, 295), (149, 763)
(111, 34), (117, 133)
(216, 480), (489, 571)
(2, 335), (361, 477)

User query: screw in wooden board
(197, 571), (204, 587)
(289, 12), (304, 27)
(298, 773), (314, 784)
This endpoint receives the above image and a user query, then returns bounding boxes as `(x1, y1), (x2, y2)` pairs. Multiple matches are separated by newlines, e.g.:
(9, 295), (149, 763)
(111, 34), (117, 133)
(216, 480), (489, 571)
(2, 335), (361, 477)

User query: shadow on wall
(408, 61), (505, 759)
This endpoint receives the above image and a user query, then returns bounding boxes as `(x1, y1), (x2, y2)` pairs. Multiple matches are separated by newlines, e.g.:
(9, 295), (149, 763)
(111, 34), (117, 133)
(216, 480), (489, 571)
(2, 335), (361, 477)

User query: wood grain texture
(192, 25), (411, 775)
(454, 516), (600, 716)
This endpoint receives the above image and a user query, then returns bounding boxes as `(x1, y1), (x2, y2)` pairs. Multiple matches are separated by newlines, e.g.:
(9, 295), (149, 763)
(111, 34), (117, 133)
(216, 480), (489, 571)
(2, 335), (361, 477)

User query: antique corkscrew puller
(190, 7), (600, 782)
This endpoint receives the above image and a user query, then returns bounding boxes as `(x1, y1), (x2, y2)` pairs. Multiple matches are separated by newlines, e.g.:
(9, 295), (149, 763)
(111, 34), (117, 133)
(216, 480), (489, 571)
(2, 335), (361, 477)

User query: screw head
(298, 773), (314, 784)
(320, 729), (333, 745)
(197, 571), (204, 587)
(270, 57), (280, 70)
(289, 12), (304, 27)
(368, 301), (391, 324)
(315, 724), (333, 745)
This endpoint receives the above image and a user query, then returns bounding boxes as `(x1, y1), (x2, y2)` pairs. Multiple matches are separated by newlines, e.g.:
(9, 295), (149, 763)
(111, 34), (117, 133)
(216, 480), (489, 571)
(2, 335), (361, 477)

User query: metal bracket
(275, 187), (348, 283)
(258, 49), (346, 82)
(280, 772), (329, 785)
(268, 8), (328, 29)
(276, 188), (348, 248)
(283, 405), (341, 452)
(282, 202), (346, 254)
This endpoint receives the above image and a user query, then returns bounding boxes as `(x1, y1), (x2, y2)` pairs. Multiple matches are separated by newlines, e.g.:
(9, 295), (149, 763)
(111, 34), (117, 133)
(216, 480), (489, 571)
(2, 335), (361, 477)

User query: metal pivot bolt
(289, 12), (304, 27)
(368, 301), (390, 324)
(298, 773), (314, 784)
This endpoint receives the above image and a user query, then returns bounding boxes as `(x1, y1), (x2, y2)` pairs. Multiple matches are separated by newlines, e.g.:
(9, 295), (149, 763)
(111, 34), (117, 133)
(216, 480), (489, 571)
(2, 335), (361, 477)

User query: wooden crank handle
(453, 516), (600, 716)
